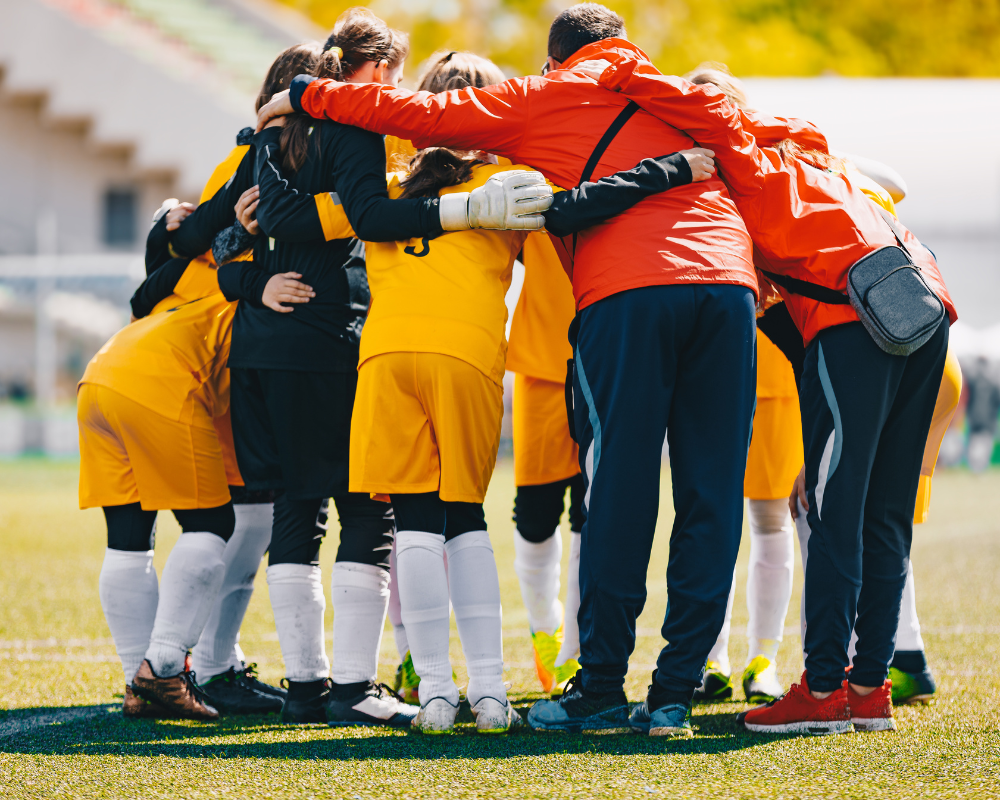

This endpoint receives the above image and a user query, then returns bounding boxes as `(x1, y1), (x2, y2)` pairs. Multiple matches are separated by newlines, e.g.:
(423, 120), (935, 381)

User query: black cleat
(326, 680), (418, 728)
(238, 663), (287, 700)
(198, 667), (284, 715)
(280, 678), (331, 724)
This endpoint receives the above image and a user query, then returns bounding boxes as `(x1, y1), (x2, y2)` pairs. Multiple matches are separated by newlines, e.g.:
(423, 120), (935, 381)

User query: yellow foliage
(274, 0), (1000, 78)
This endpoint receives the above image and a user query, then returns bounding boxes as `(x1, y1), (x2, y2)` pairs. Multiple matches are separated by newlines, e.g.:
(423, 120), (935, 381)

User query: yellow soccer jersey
(199, 144), (251, 205)
(81, 292), (236, 427)
(360, 164), (533, 385)
(506, 232), (577, 384)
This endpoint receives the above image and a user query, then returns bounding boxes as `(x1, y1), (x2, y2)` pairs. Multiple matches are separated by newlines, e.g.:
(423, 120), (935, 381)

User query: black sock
(891, 650), (928, 674)
(285, 679), (329, 700)
(328, 679), (369, 699)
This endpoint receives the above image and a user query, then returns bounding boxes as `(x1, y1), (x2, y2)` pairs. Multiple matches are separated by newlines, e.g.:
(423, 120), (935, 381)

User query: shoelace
(182, 670), (212, 704)
(561, 672), (582, 699)
(376, 683), (407, 703)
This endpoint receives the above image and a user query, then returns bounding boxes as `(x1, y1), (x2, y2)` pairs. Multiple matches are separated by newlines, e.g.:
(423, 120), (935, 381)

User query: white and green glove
(439, 170), (553, 231)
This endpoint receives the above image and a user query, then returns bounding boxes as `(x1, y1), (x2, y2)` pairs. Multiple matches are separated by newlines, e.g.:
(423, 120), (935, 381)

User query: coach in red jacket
(257, 4), (820, 736)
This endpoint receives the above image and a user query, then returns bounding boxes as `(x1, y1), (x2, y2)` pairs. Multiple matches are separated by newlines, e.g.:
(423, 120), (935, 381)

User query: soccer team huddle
(78, 3), (960, 737)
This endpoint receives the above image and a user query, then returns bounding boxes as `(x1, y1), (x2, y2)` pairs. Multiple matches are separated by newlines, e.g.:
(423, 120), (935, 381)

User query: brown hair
(547, 4), (625, 64)
(398, 52), (505, 199)
(281, 8), (409, 173)
(255, 42), (322, 113)
(684, 62), (751, 111)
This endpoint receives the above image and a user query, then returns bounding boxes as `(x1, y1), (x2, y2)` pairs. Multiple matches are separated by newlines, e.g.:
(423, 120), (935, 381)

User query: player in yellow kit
(507, 232), (584, 695)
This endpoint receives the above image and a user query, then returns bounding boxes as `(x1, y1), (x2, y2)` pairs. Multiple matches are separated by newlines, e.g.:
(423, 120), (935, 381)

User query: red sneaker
(848, 680), (896, 732)
(742, 672), (853, 735)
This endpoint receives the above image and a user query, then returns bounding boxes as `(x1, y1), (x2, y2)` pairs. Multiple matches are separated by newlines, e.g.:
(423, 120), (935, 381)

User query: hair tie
(326, 46), (343, 59)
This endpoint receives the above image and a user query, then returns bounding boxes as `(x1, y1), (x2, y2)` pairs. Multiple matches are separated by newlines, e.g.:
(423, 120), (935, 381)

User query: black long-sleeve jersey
(218, 123), (444, 373)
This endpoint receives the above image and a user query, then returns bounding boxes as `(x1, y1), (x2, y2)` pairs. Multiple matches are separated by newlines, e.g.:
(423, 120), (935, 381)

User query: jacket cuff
(664, 152), (693, 186)
(289, 75), (317, 113)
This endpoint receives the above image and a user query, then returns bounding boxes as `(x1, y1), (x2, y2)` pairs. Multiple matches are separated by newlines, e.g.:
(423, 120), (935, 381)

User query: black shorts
(230, 367), (357, 499)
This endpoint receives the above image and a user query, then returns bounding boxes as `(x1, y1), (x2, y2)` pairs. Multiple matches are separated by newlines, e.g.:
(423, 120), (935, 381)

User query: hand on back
(235, 186), (261, 235)
(681, 148), (716, 182)
(262, 273), (315, 313)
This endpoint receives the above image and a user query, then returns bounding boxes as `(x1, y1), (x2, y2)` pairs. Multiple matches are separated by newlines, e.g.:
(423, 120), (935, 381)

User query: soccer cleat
(742, 655), (785, 704)
(693, 660), (733, 703)
(471, 696), (522, 734)
(526, 674), (630, 733)
(531, 628), (563, 693)
(279, 678), (331, 724)
(122, 685), (171, 719)
(198, 667), (284, 715)
(239, 663), (287, 700)
(131, 660), (219, 721)
(393, 651), (421, 706)
(325, 681), (418, 728)
(740, 672), (852, 735)
(889, 666), (936, 705)
(630, 701), (694, 738)
(551, 658), (582, 697)
(411, 697), (459, 734)
(848, 680), (896, 732)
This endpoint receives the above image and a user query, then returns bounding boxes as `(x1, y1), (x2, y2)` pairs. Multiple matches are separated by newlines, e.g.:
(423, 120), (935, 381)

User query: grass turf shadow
(0, 708), (791, 759)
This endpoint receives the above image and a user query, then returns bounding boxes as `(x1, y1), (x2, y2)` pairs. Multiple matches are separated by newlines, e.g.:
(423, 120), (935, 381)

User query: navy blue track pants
(572, 284), (757, 696)
(800, 321), (948, 692)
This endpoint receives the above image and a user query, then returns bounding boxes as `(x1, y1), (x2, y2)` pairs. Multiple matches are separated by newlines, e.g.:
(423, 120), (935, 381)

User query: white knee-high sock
(895, 560), (925, 652)
(555, 530), (581, 667)
(707, 577), (736, 674)
(266, 563), (329, 681)
(396, 531), (457, 705)
(746, 498), (795, 664)
(145, 533), (226, 677)
(513, 527), (562, 636)
(387, 539), (409, 660)
(445, 530), (506, 707)
(191, 503), (272, 678)
(331, 562), (390, 684)
(99, 548), (159, 685)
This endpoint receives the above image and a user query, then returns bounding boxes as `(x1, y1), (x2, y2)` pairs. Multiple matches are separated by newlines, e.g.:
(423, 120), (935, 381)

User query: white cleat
(471, 696), (522, 734)
(411, 697), (459, 734)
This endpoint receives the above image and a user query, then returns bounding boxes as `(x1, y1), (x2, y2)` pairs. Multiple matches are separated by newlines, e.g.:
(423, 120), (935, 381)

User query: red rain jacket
(297, 40), (822, 311)
(593, 48), (958, 345)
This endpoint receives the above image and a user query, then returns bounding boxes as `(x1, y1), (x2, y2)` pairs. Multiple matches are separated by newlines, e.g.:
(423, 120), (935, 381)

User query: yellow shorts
(744, 395), (804, 501)
(78, 383), (231, 510)
(212, 408), (244, 488)
(512, 373), (580, 487)
(350, 352), (504, 504)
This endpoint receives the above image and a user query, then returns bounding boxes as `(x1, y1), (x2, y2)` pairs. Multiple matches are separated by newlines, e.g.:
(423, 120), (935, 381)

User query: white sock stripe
(266, 563), (322, 584)
(452, 603), (502, 620)
(402, 606), (452, 624)
(331, 562), (390, 591)
(396, 530), (446, 555)
(443, 530), (492, 556)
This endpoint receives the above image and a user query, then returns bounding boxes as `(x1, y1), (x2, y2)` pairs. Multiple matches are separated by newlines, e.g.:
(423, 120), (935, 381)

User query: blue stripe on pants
(572, 284), (756, 696)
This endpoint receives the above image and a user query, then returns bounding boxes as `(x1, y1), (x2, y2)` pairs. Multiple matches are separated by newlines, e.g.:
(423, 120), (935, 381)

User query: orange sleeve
(300, 78), (530, 158)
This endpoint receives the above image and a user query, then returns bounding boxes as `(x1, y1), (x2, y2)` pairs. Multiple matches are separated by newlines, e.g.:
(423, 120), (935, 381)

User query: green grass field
(1, 460), (998, 798)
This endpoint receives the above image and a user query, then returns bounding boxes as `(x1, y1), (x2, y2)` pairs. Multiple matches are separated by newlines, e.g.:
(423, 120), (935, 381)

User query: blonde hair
(684, 61), (751, 111)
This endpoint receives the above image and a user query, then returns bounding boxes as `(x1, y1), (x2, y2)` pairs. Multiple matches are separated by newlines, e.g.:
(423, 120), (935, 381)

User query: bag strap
(875, 206), (915, 262)
(573, 101), (640, 254)
(761, 269), (851, 305)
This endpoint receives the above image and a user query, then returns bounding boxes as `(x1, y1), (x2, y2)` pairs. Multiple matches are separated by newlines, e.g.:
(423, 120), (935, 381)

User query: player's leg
(99, 503), (162, 718)
(743, 497), (795, 702)
(850, 322), (947, 731)
(641, 284), (755, 737)
(192, 488), (283, 715)
(386, 539), (420, 703)
(443, 501), (517, 733)
(78, 383), (164, 718)
(392, 491), (458, 733)
(266, 493), (331, 723)
(512, 479), (567, 692)
(325, 492), (415, 727)
(694, 578), (736, 702)
(890, 561), (936, 703)
(553, 472), (586, 693)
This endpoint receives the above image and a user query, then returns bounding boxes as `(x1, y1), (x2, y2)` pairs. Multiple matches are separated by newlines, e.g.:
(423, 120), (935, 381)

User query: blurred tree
(275, 0), (1000, 79)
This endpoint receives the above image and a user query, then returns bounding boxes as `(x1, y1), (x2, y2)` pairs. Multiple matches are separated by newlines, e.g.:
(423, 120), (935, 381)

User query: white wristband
(438, 192), (471, 231)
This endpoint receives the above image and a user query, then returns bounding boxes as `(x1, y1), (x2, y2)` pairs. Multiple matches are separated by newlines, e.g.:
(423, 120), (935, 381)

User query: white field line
(0, 704), (116, 739)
